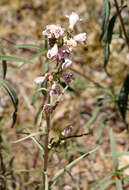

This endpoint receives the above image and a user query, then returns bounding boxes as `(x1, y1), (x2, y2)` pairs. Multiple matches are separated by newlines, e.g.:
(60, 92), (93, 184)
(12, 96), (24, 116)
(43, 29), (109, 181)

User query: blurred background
(0, 0), (129, 189)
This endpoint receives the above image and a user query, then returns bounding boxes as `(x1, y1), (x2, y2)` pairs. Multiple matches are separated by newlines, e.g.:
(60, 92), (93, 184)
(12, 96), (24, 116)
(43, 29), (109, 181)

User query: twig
(114, 0), (129, 50)
(51, 132), (89, 148)
(61, 132), (89, 140)
(0, 37), (37, 53)
(0, 37), (16, 45)
(70, 67), (104, 89)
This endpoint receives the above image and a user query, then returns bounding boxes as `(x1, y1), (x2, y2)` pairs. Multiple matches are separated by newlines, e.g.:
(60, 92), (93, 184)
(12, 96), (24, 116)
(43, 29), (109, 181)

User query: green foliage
(89, 128), (129, 189)
(50, 146), (99, 187)
(16, 43), (44, 51)
(0, 54), (34, 64)
(116, 178), (123, 190)
(100, 0), (111, 41)
(0, 79), (18, 128)
(0, 45), (7, 79)
(117, 73), (129, 129)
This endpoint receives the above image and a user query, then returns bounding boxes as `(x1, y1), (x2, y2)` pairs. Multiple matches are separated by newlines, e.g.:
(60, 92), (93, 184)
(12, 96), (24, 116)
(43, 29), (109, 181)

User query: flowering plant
(35, 11), (86, 104)
(33, 12), (88, 189)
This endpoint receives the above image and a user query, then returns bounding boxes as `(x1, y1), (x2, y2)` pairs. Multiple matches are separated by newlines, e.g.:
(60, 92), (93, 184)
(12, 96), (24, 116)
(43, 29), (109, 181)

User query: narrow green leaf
(117, 73), (129, 128)
(116, 178), (123, 190)
(119, 164), (129, 172)
(99, 180), (114, 190)
(104, 151), (129, 158)
(50, 146), (99, 185)
(0, 79), (18, 128)
(96, 121), (107, 143)
(100, 0), (111, 41)
(93, 173), (115, 190)
(31, 85), (41, 105)
(0, 54), (34, 64)
(1, 134), (10, 153)
(110, 128), (118, 171)
(84, 105), (101, 129)
(30, 136), (44, 154)
(34, 105), (43, 126)
(2, 60), (7, 79)
(103, 43), (110, 76)
(12, 131), (46, 143)
(16, 123), (34, 132)
(28, 51), (46, 61)
(42, 62), (49, 75)
(105, 14), (117, 43)
(41, 79), (47, 97)
(16, 44), (44, 51)
(0, 46), (7, 79)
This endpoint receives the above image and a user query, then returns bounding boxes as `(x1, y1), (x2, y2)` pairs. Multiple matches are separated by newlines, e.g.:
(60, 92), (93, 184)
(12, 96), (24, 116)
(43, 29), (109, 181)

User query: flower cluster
(34, 12), (86, 112)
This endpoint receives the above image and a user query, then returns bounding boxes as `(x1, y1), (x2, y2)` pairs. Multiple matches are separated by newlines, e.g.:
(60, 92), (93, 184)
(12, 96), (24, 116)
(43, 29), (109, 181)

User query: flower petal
(34, 76), (45, 84)
(47, 44), (58, 59)
(74, 33), (87, 42)
(66, 12), (80, 29)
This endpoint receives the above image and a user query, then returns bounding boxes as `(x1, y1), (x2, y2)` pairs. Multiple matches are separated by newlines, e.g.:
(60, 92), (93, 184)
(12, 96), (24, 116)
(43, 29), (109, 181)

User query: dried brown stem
(42, 113), (50, 190)
(114, 0), (129, 50)
(51, 132), (89, 148)
(70, 67), (104, 88)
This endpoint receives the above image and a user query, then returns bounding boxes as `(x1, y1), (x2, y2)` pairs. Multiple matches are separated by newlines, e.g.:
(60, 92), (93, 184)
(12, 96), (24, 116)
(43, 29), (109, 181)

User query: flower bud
(43, 104), (53, 113)
(74, 33), (87, 42)
(47, 44), (58, 59)
(50, 83), (61, 95)
(62, 58), (72, 70)
(62, 72), (75, 85)
(62, 125), (73, 135)
(66, 12), (80, 30)
(34, 76), (45, 84)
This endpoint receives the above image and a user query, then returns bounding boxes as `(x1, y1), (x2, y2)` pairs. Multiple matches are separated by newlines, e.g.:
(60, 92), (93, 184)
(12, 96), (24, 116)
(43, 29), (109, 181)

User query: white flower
(47, 44), (58, 59)
(64, 37), (77, 50)
(42, 25), (64, 39)
(74, 33), (87, 42)
(62, 58), (72, 70)
(66, 12), (80, 29)
(34, 76), (45, 84)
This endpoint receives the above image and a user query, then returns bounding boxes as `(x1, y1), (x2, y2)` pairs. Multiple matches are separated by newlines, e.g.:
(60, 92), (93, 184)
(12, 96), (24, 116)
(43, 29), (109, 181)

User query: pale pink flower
(62, 58), (72, 70)
(64, 37), (77, 50)
(50, 83), (61, 95)
(34, 76), (45, 84)
(74, 33), (87, 42)
(54, 25), (64, 38)
(47, 44), (58, 59)
(58, 44), (71, 60)
(42, 25), (64, 39)
(62, 72), (75, 85)
(66, 12), (80, 29)
(62, 125), (73, 135)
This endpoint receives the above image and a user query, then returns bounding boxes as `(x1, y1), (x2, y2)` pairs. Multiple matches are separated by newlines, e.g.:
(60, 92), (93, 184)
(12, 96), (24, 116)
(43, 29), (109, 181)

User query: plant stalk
(42, 112), (50, 190)
(114, 0), (129, 50)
